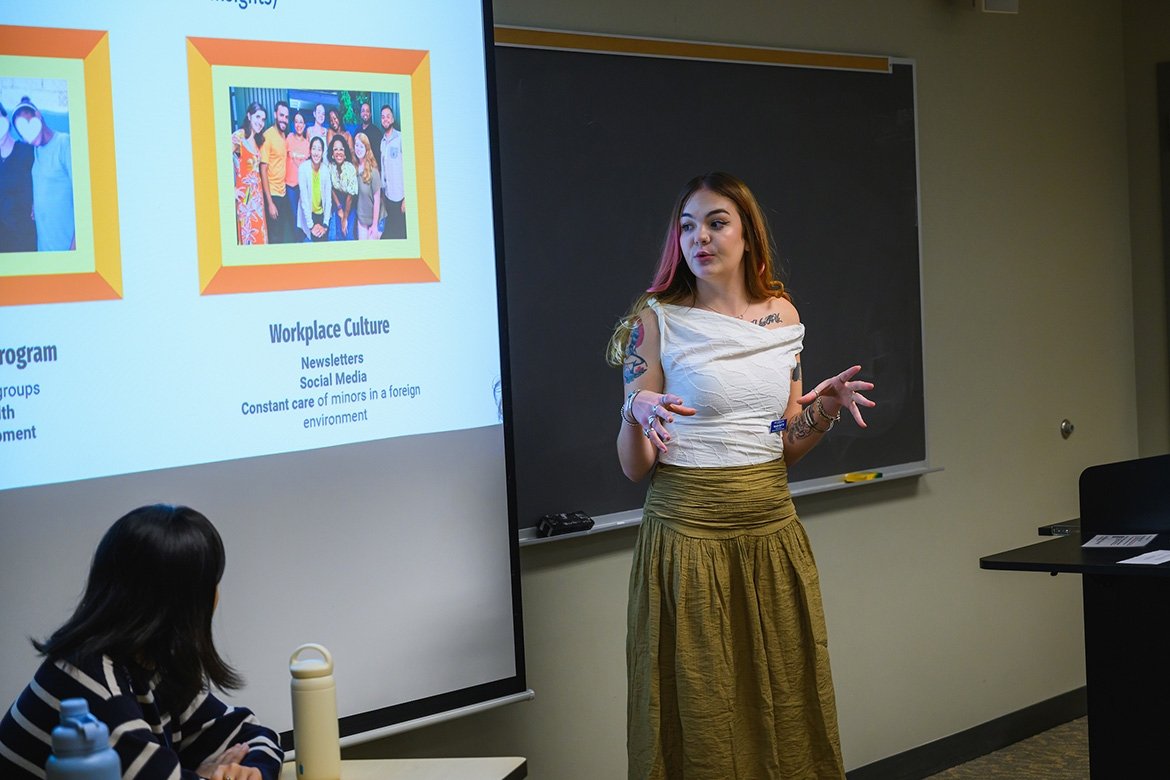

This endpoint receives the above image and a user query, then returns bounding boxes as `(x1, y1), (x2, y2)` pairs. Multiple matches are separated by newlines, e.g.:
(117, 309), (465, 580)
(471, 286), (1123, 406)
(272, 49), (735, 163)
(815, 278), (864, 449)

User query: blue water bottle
(45, 699), (120, 780)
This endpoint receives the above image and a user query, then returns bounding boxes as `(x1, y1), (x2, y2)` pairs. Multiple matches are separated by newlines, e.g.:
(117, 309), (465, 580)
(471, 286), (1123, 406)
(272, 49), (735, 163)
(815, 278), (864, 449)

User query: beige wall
(346, 2), (1167, 776)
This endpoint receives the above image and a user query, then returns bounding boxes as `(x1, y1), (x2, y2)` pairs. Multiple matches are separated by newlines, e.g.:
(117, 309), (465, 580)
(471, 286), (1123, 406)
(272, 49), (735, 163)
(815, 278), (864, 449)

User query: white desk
(280, 757), (527, 779)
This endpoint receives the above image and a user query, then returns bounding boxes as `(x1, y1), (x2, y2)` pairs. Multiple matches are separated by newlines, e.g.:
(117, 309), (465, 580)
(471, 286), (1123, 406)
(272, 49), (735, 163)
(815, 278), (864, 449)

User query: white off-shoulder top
(651, 300), (804, 468)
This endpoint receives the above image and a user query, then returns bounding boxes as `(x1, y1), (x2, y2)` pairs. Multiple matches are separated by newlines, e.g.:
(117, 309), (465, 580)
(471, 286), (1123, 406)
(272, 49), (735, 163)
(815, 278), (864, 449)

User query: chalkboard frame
(492, 28), (932, 535)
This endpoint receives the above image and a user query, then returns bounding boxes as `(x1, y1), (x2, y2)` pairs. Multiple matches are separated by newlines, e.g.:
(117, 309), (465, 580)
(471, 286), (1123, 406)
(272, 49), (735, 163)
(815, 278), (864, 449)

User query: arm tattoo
(752, 313), (784, 328)
(623, 317), (648, 385)
(785, 409), (813, 445)
(791, 361), (801, 382)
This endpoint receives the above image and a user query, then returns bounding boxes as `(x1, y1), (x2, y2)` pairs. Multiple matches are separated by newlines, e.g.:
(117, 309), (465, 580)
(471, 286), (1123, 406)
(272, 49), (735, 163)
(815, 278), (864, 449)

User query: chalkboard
(494, 31), (926, 529)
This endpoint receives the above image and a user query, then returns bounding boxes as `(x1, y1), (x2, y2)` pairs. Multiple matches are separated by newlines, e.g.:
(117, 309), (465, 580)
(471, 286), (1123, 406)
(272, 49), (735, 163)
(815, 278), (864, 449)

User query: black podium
(980, 454), (1170, 777)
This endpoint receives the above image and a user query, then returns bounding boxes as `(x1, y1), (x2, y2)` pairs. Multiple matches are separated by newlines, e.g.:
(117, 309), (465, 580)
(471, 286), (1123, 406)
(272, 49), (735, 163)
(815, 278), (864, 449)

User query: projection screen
(0, 0), (525, 747)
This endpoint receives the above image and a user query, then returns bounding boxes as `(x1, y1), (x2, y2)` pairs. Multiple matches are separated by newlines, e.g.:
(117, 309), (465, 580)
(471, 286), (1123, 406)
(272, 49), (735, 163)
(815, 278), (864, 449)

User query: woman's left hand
(797, 365), (876, 428)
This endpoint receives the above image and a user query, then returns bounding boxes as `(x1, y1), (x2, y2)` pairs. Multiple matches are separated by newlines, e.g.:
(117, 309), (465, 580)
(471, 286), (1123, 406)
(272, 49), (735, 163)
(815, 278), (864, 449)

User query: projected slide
(0, 15), (504, 492)
(1, 0), (523, 743)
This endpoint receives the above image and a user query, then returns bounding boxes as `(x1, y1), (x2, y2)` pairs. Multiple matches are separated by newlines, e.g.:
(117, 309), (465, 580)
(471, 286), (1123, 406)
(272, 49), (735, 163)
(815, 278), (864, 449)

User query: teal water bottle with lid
(45, 699), (120, 780)
(290, 643), (341, 780)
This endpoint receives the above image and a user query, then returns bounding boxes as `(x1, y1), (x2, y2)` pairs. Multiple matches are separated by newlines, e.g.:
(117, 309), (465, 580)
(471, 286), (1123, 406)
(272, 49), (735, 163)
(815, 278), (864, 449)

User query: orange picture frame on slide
(187, 36), (439, 295)
(0, 25), (122, 307)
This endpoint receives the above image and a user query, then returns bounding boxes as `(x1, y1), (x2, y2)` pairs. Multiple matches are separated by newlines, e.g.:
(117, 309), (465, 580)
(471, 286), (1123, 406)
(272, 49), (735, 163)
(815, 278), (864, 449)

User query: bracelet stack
(620, 390), (641, 426)
(805, 397), (841, 434)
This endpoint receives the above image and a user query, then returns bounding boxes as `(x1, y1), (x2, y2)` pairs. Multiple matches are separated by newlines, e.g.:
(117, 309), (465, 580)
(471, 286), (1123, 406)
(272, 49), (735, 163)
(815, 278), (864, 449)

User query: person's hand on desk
(196, 743), (264, 780)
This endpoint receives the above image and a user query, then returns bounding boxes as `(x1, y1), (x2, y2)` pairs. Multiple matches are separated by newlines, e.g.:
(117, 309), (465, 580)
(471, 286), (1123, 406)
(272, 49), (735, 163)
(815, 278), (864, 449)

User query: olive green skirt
(627, 459), (844, 779)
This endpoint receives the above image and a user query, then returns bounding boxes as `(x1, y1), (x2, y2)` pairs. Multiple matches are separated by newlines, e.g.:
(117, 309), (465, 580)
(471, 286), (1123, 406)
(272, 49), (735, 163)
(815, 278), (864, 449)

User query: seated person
(0, 505), (283, 780)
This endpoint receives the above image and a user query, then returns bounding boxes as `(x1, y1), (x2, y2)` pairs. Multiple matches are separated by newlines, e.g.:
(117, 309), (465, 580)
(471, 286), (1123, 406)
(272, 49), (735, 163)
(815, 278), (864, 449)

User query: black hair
(328, 134), (350, 158)
(293, 110), (309, 138)
(274, 99), (290, 114)
(328, 134), (352, 176)
(12, 97), (37, 121)
(34, 505), (243, 704)
(380, 105), (397, 131)
(242, 101), (266, 148)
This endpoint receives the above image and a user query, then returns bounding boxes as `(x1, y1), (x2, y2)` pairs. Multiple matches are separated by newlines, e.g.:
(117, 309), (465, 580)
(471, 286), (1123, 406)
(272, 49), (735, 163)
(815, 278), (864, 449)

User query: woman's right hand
(630, 391), (695, 453)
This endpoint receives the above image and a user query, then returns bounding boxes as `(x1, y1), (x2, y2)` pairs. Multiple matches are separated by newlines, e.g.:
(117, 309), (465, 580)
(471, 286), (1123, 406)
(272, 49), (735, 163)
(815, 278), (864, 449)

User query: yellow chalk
(843, 471), (882, 482)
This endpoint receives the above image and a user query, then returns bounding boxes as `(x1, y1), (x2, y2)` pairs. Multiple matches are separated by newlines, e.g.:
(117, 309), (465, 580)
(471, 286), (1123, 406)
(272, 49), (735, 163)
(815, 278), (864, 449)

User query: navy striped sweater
(0, 655), (283, 779)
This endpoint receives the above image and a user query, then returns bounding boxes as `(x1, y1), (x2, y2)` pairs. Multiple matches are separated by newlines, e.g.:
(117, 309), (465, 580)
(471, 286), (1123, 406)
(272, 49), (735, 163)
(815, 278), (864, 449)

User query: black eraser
(536, 511), (595, 537)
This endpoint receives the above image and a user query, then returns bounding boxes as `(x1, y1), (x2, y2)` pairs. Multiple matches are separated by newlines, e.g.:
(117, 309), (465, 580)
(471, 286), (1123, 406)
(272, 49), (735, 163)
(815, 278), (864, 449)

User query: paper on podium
(1082, 534), (1158, 548)
(1119, 550), (1170, 565)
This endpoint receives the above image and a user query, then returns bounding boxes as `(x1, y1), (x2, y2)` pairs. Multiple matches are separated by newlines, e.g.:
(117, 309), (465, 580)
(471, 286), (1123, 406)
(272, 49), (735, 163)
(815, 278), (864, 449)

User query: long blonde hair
(354, 132), (379, 185)
(605, 172), (789, 367)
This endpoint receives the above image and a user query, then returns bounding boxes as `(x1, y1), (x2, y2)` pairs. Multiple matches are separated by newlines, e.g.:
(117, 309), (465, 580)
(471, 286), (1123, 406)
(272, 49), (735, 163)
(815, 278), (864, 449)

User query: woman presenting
(609, 172), (874, 780)
(0, 505), (283, 779)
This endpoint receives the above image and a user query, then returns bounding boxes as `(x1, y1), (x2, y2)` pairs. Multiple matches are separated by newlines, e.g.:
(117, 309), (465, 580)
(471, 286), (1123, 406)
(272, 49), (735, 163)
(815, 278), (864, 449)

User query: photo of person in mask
(0, 101), (37, 253)
(11, 95), (74, 252)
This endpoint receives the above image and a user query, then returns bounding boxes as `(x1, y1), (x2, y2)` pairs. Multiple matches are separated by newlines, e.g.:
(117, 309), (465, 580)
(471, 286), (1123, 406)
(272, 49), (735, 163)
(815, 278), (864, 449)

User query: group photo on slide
(228, 87), (407, 246)
(0, 77), (76, 254)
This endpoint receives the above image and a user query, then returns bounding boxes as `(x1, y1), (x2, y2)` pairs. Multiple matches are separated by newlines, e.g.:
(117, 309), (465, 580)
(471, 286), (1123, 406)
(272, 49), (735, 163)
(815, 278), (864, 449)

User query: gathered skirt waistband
(645, 458), (797, 538)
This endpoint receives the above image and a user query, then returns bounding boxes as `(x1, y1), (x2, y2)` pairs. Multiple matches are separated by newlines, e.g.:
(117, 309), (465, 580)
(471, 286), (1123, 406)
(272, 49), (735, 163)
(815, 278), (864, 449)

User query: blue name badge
(769, 418), (787, 433)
